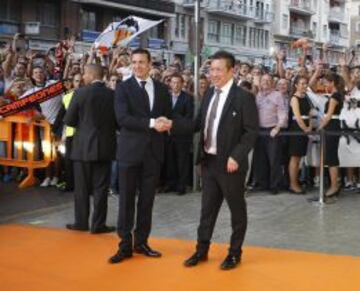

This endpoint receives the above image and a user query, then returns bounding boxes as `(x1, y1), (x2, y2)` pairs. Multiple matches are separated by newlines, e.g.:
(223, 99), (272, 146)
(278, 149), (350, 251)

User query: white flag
(94, 16), (163, 51)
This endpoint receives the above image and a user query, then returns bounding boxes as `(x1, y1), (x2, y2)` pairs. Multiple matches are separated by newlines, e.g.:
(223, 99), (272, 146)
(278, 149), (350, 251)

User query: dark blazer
(114, 76), (172, 165)
(192, 82), (259, 173)
(170, 90), (194, 142)
(64, 82), (116, 162)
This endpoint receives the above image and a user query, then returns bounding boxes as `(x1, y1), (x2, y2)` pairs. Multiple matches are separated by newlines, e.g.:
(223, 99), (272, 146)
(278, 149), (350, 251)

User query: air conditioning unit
(25, 22), (40, 35)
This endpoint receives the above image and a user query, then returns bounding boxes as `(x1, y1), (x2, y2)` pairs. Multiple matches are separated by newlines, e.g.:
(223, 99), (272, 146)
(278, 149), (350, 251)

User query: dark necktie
(140, 80), (151, 111)
(204, 88), (222, 151)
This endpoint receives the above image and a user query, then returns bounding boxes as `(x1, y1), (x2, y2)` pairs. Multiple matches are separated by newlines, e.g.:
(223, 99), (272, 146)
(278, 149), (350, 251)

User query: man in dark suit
(164, 73), (194, 195)
(166, 51), (259, 270)
(64, 64), (116, 234)
(109, 49), (173, 264)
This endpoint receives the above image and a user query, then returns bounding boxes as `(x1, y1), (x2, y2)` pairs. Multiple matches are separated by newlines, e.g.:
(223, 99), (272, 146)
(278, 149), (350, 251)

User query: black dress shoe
(220, 255), (241, 270)
(183, 252), (208, 267)
(91, 225), (116, 234)
(108, 250), (133, 264)
(66, 224), (89, 231)
(134, 244), (162, 257)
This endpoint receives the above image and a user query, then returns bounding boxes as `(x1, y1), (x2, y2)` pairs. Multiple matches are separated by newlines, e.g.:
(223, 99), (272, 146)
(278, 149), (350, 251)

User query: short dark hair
(170, 73), (184, 82)
(199, 74), (208, 81)
(131, 48), (151, 62)
(240, 81), (252, 91)
(85, 64), (104, 79)
(211, 50), (235, 69)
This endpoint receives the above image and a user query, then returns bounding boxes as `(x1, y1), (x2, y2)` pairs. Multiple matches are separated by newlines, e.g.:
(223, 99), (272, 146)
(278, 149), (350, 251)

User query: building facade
(0, 0), (175, 57)
(0, 0), (352, 65)
(272, 0), (351, 65)
(171, 0), (274, 64)
(350, 0), (360, 50)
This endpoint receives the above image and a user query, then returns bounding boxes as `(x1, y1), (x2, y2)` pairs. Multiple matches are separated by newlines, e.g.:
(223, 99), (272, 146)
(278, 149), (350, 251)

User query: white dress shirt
(135, 76), (155, 128)
(204, 78), (234, 155)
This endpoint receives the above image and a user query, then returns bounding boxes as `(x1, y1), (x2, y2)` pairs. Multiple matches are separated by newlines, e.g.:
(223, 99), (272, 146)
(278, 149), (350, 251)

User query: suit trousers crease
(73, 161), (111, 230)
(117, 148), (161, 250)
(196, 157), (247, 257)
(166, 139), (191, 190)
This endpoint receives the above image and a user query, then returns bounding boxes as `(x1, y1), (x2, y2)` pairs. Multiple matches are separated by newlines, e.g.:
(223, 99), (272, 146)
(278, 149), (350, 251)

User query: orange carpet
(0, 225), (359, 291)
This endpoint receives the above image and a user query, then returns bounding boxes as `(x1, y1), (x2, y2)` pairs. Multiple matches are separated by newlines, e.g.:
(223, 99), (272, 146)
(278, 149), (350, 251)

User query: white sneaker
(40, 177), (51, 187)
(344, 181), (355, 191)
(50, 177), (59, 186)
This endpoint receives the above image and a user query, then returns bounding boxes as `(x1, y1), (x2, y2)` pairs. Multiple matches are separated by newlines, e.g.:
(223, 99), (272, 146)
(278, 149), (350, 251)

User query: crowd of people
(1, 32), (360, 269)
(1, 33), (360, 203)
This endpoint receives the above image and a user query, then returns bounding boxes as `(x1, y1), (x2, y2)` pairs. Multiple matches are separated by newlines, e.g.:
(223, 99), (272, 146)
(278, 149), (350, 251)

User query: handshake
(154, 117), (173, 133)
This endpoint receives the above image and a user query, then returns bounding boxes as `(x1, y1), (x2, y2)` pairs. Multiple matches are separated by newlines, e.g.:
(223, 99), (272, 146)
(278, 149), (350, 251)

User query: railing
(290, 26), (314, 38)
(255, 10), (274, 23)
(289, 0), (314, 13)
(328, 8), (346, 23)
(206, 0), (256, 19)
(329, 32), (349, 47)
(0, 115), (55, 188)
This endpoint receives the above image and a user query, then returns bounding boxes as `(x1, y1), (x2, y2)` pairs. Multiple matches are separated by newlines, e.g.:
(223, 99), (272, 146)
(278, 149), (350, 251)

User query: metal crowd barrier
(0, 115), (55, 188)
(259, 129), (360, 205)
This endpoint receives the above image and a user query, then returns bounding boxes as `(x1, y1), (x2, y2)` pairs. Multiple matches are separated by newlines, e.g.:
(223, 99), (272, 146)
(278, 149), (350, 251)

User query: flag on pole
(94, 16), (164, 52)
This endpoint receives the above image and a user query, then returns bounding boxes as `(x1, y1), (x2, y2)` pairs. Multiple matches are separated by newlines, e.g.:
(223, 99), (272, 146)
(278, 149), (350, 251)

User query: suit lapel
(218, 82), (236, 127)
(152, 79), (161, 115)
(173, 91), (184, 111)
(201, 87), (215, 126)
(130, 77), (150, 114)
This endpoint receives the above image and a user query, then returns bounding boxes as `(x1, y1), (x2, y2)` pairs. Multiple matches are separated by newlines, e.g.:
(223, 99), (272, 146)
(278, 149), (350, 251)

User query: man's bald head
(83, 64), (104, 85)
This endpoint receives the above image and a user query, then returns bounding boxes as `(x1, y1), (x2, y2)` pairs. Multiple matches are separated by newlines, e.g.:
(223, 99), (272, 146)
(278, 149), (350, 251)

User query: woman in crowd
(288, 76), (312, 194)
(318, 71), (345, 199)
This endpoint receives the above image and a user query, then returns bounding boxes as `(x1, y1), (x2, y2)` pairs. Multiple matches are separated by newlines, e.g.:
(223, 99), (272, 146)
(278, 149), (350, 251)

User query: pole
(193, 0), (201, 191)
(319, 129), (325, 204)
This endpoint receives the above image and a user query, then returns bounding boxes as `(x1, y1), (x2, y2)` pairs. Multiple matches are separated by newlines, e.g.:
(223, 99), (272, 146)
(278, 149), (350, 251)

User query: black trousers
(196, 155), (247, 257)
(64, 137), (74, 190)
(165, 138), (191, 191)
(252, 131), (283, 190)
(117, 148), (161, 251)
(73, 161), (111, 231)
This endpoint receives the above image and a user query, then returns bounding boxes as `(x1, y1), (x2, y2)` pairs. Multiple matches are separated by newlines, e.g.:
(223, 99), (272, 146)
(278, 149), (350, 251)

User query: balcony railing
(206, 0), (256, 20)
(290, 26), (314, 38)
(183, 0), (198, 8)
(329, 32), (349, 47)
(328, 8), (346, 23)
(254, 10), (274, 24)
(289, 0), (315, 15)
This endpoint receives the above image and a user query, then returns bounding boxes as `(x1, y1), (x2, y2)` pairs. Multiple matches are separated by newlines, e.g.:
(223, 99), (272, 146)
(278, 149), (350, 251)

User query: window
(0, 0), (20, 21)
(82, 10), (96, 31)
(249, 27), (256, 47)
(235, 25), (247, 46)
(38, 1), (58, 27)
(282, 14), (288, 30)
(180, 14), (186, 38)
(323, 25), (327, 38)
(222, 23), (233, 45)
(264, 30), (269, 49)
(175, 14), (180, 38)
(208, 20), (220, 42)
(312, 22), (317, 38)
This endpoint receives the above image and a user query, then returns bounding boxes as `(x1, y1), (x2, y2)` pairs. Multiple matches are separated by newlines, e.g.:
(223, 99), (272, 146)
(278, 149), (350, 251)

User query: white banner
(94, 16), (163, 51)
